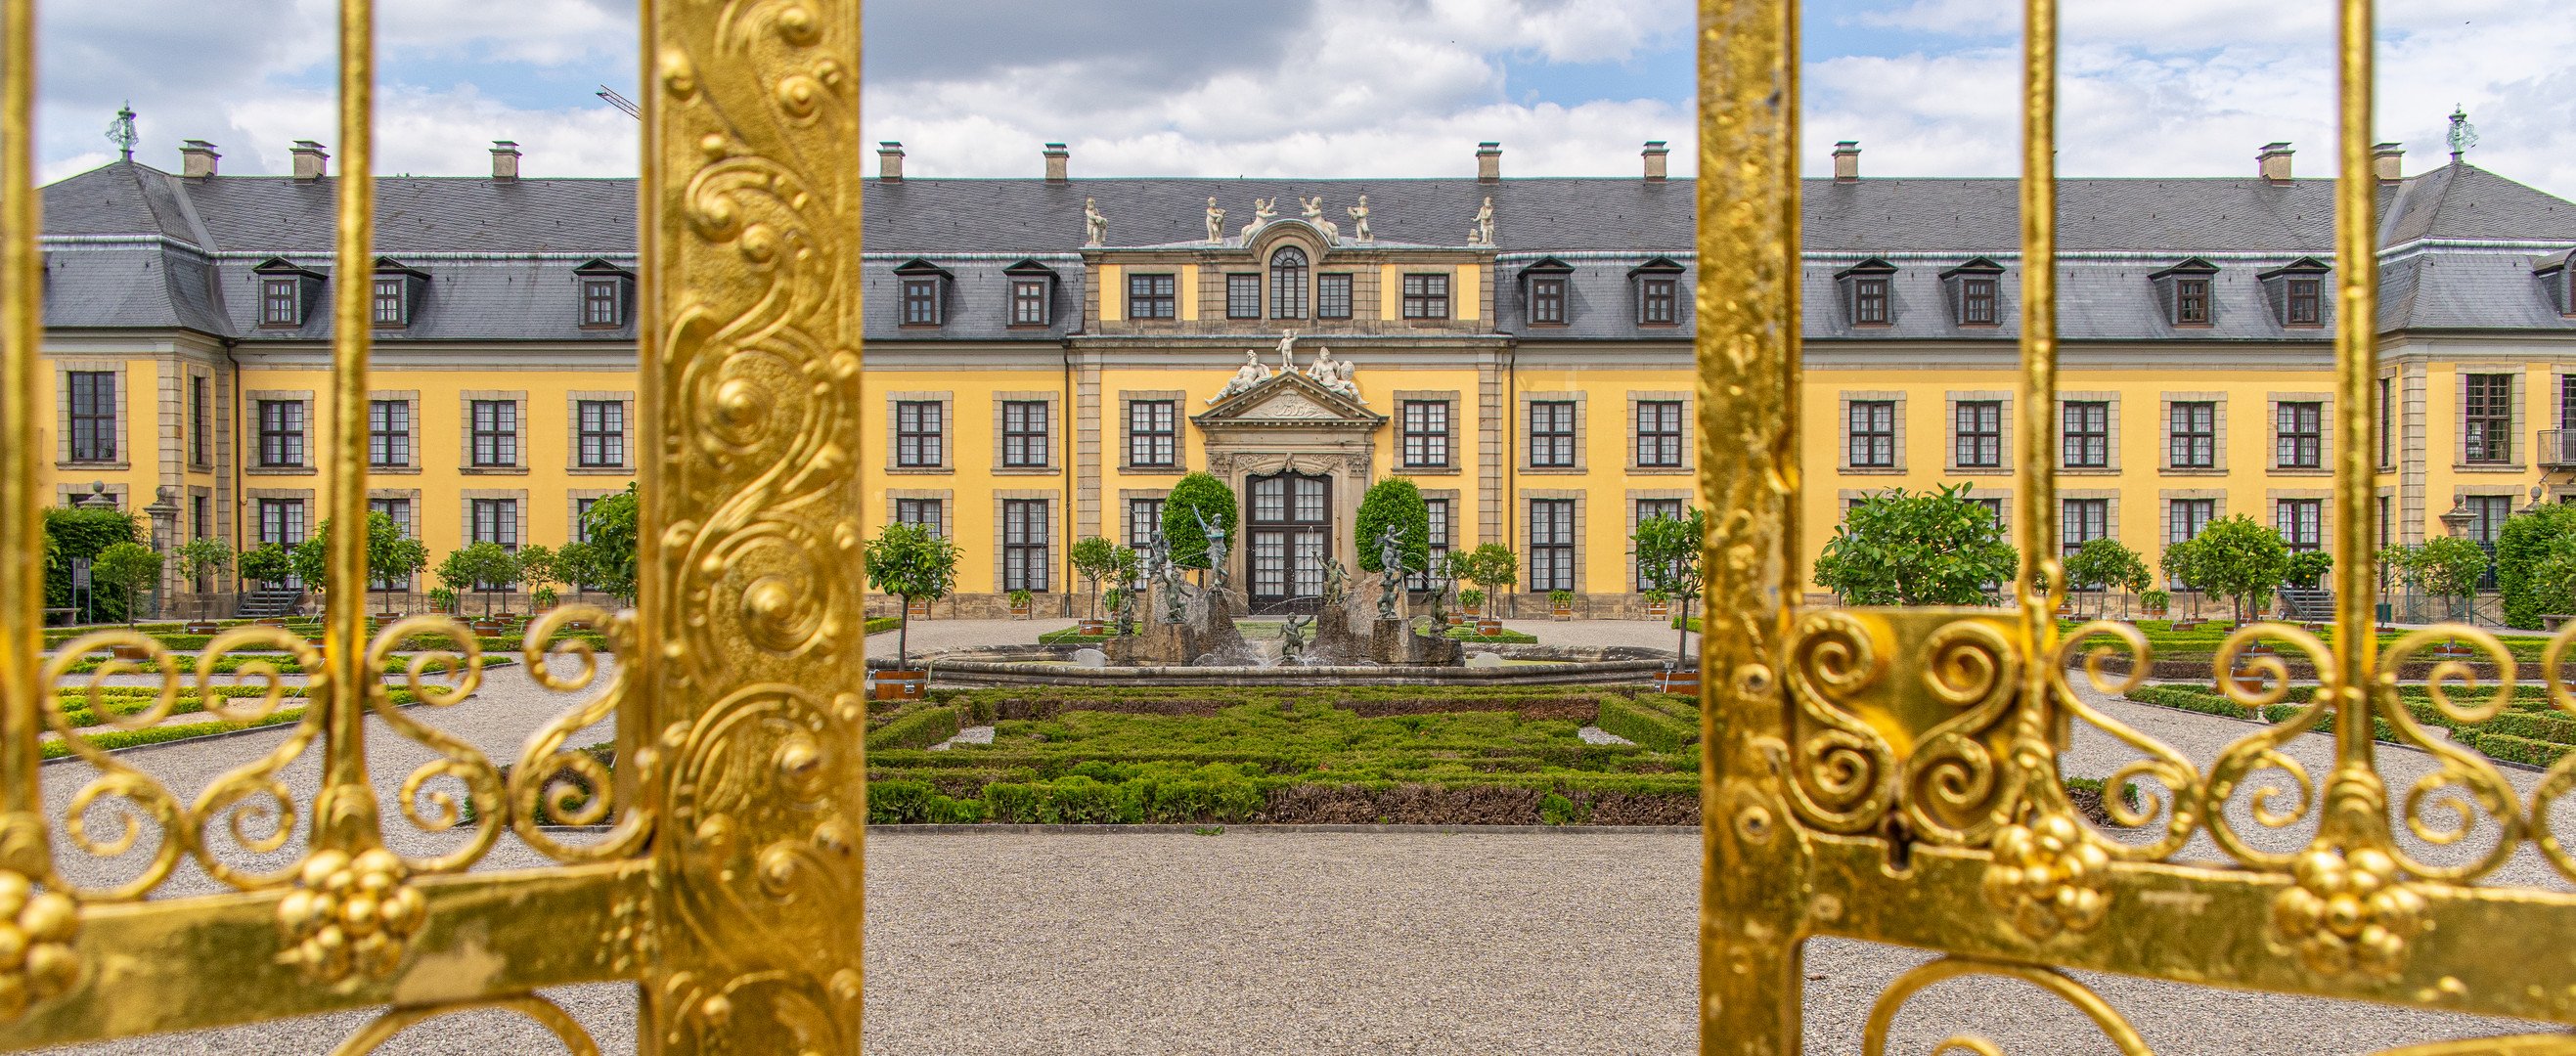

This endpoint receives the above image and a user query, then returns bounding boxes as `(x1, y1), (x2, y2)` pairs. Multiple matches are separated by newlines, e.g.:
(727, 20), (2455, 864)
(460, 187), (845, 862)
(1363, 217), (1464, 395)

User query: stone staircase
(2278, 587), (2333, 623)
(234, 589), (303, 620)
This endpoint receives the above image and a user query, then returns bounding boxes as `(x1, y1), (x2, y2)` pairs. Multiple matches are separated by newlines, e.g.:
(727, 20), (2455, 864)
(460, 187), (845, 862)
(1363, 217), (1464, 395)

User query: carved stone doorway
(1246, 471), (1331, 614)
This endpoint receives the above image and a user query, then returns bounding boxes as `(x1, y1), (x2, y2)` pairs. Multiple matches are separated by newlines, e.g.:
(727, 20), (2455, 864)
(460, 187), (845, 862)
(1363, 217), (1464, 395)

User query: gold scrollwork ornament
(2271, 845), (2425, 977)
(0, 870), (77, 1019)
(277, 848), (426, 983)
(1983, 811), (2110, 939)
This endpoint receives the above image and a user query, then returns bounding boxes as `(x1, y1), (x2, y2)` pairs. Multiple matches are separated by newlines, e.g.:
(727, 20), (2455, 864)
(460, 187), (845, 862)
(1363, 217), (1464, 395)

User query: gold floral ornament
(2272, 846), (2425, 977)
(276, 848), (425, 982)
(0, 871), (78, 1019)
(1983, 812), (2110, 938)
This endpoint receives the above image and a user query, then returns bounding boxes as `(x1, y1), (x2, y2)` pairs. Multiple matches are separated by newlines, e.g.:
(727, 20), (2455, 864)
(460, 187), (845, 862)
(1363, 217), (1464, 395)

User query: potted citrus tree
(1642, 589), (1670, 621)
(1007, 588), (1034, 618)
(173, 536), (231, 632)
(1549, 589), (1577, 620)
(865, 521), (960, 701)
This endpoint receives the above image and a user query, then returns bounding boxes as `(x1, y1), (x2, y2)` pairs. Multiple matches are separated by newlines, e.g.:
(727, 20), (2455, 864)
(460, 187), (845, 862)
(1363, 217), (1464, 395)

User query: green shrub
(1354, 478), (1430, 575)
(867, 705), (962, 751)
(866, 616), (903, 635)
(1444, 628), (1536, 643)
(868, 779), (989, 824)
(1596, 697), (1697, 752)
(1538, 792), (1582, 825)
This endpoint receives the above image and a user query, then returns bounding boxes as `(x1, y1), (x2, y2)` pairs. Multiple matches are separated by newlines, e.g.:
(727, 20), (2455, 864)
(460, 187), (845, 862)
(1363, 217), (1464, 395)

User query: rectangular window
(2170, 401), (2215, 468)
(2277, 499), (2323, 551)
(1401, 401), (1450, 468)
(1129, 400), (1177, 467)
(1530, 499), (1577, 593)
(1637, 400), (1683, 467)
(1955, 400), (2002, 468)
(1530, 277), (1565, 325)
(2287, 278), (2321, 325)
(1003, 499), (1049, 592)
(2170, 499), (2215, 544)
(371, 278), (405, 326)
(470, 498), (519, 550)
(1848, 400), (1895, 467)
(1400, 273), (1449, 319)
(2377, 495), (2392, 550)
(1853, 278), (1889, 325)
(368, 498), (413, 590)
(258, 498), (306, 550)
(1129, 499), (1165, 550)
(2465, 374), (2512, 463)
(2277, 401), (2323, 468)
(2176, 278), (2210, 324)
(577, 400), (626, 467)
(67, 371), (115, 462)
(368, 399), (411, 466)
(574, 499), (599, 545)
(895, 498), (943, 537)
(1225, 274), (1262, 320)
(1633, 499), (1687, 590)
(2061, 499), (2108, 557)
(1961, 278), (1997, 325)
(1010, 280), (1048, 326)
(583, 280), (621, 327)
(190, 375), (209, 464)
(1128, 274), (1176, 320)
(900, 279), (940, 326)
(192, 494), (210, 542)
(1640, 278), (1677, 325)
(1001, 401), (1048, 468)
(2063, 401), (2109, 468)
(1408, 499), (1453, 591)
(2381, 376), (2397, 466)
(1316, 274), (1352, 320)
(257, 399), (305, 468)
(261, 279), (299, 326)
(1529, 401), (1577, 468)
(895, 401), (943, 468)
(470, 400), (518, 467)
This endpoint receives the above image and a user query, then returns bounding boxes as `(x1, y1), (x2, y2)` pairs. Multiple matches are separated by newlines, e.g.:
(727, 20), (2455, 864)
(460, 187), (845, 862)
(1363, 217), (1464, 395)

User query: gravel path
(34, 658), (2571, 1055)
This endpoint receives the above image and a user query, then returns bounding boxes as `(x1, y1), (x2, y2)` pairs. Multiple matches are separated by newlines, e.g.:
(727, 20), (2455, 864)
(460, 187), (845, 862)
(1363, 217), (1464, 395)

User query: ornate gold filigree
(0, 871), (76, 1019)
(2271, 845), (2424, 978)
(1861, 956), (2154, 1056)
(1983, 813), (2110, 938)
(512, 605), (652, 862)
(276, 848), (424, 983)
(327, 993), (600, 1056)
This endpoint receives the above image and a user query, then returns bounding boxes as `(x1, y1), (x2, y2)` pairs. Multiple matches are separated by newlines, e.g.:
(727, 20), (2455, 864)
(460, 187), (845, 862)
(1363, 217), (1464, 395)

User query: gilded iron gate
(1699, 0), (2576, 1053)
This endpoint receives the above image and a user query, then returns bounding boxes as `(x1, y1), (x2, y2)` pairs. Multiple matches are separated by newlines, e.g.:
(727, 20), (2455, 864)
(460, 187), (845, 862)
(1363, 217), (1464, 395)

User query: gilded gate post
(638, 0), (870, 1051)
(1696, 0), (1809, 1051)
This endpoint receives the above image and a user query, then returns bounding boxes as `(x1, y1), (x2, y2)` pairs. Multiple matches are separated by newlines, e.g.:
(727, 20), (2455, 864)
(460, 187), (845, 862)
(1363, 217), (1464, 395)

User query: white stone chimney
(1476, 142), (1502, 182)
(179, 140), (219, 179)
(2258, 142), (2294, 183)
(1044, 143), (1069, 182)
(1642, 141), (1668, 181)
(1833, 141), (1861, 182)
(289, 140), (329, 181)
(878, 142), (904, 180)
(490, 141), (520, 181)
(2373, 143), (2405, 184)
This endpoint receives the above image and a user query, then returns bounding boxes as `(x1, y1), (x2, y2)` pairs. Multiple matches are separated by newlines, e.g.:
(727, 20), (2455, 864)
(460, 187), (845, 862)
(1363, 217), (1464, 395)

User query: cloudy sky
(31, 0), (2576, 199)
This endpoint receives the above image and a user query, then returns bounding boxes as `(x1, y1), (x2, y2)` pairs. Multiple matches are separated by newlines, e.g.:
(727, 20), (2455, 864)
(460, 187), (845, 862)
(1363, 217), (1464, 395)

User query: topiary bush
(1353, 477), (1429, 575)
(1160, 472), (1238, 570)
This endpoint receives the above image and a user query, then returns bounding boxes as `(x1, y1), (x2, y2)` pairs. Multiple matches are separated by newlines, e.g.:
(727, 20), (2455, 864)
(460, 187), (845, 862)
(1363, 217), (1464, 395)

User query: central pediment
(1193, 370), (1383, 428)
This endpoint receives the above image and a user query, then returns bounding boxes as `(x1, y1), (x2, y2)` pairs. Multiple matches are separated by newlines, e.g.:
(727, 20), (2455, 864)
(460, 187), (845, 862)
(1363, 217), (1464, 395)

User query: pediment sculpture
(1304, 344), (1365, 405)
(1206, 348), (1274, 404)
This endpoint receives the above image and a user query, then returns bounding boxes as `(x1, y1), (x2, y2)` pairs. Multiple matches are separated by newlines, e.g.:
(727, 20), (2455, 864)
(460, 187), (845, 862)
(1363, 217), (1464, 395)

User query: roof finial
(2446, 106), (2477, 164)
(105, 103), (138, 162)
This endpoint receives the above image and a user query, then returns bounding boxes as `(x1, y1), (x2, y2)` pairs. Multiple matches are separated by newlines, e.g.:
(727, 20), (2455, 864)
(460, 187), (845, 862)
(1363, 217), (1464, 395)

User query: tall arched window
(1270, 245), (1308, 319)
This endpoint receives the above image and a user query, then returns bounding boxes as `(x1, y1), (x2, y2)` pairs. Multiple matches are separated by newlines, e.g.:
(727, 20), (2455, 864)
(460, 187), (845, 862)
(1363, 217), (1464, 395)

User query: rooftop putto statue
(1238, 198), (1276, 242)
(1205, 198), (1224, 244)
(1300, 197), (1341, 244)
(1084, 198), (1107, 246)
(1347, 195), (1372, 243)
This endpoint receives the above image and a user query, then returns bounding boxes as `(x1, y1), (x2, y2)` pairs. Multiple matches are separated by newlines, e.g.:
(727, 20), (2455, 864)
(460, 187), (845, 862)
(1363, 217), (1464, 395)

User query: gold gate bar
(0, 0), (45, 883)
(2332, 0), (2377, 702)
(2016, 0), (2058, 661)
(1695, 0), (1805, 1052)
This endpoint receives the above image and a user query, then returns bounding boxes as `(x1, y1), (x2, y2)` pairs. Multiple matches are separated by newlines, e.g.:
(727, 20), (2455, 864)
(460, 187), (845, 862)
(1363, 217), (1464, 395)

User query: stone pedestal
(1410, 625), (1463, 667)
(1368, 618), (1413, 665)
(1310, 606), (1361, 663)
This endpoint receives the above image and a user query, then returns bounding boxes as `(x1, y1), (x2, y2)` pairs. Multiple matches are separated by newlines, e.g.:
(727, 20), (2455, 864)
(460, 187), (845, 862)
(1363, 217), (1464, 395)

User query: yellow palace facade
(31, 139), (2576, 616)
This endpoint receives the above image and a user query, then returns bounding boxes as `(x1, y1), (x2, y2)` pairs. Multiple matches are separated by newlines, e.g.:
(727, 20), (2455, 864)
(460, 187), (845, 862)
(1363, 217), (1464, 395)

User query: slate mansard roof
(38, 158), (2576, 342)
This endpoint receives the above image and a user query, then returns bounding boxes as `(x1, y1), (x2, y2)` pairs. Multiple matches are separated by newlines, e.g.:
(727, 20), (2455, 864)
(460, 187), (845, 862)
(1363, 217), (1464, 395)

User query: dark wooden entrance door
(1247, 472), (1331, 614)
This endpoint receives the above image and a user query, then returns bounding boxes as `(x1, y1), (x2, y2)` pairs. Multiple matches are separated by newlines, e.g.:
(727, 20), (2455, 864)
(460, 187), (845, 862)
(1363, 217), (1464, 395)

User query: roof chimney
(2372, 142), (2405, 184)
(489, 140), (520, 181)
(878, 141), (905, 181)
(1641, 141), (1668, 181)
(1043, 143), (1069, 182)
(289, 140), (328, 181)
(1476, 142), (1502, 182)
(178, 140), (219, 179)
(1832, 141), (1860, 182)
(2257, 142), (2294, 183)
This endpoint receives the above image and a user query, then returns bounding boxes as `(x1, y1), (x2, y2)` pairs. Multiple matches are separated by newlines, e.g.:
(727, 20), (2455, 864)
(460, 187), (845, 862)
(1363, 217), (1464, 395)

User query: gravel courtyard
(31, 646), (2567, 1055)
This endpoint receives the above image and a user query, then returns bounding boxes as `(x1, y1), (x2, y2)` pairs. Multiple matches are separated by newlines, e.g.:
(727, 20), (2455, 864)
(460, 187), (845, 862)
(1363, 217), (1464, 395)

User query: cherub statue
(1473, 197), (1493, 247)
(1205, 197), (1225, 243)
(1238, 198), (1276, 242)
(1347, 195), (1372, 243)
(1280, 613), (1312, 660)
(1300, 196), (1340, 244)
(1319, 556), (1349, 609)
(1196, 507), (1231, 594)
(1273, 330), (1299, 374)
(1084, 198), (1107, 246)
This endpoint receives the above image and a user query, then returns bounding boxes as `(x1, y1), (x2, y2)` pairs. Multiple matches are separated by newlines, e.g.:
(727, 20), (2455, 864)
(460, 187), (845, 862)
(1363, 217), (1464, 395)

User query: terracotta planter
(1655, 670), (1701, 695)
(873, 671), (926, 701)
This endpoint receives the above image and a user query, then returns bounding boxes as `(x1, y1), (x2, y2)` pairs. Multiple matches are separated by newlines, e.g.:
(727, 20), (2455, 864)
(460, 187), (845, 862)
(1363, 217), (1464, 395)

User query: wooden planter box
(1655, 670), (1701, 695)
(1475, 619), (1503, 637)
(1644, 601), (1670, 620)
(1551, 607), (1575, 621)
(872, 671), (926, 701)
(1078, 619), (1109, 636)
(1445, 613), (1465, 627)
(906, 599), (931, 619)
(183, 622), (221, 636)
(1008, 603), (1032, 618)
(110, 644), (153, 661)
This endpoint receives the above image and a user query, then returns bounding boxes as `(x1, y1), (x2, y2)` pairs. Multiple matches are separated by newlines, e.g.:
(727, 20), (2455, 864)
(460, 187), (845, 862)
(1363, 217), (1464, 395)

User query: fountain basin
(870, 643), (1680, 688)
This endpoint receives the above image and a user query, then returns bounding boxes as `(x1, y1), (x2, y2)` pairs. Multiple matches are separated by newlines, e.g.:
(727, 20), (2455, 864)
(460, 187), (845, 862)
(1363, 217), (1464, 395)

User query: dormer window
(372, 279), (405, 325)
(252, 257), (325, 329)
(892, 258), (953, 328)
(1629, 257), (1684, 327)
(1938, 257), (2005, 327)
(1521, 257), (1572, 327)
(2149, 257), (2220, 328)
(2534, 249), (2575, 317)
(2256, 257), (2330, 329)
(572, 258), (637, 330)
(370, 257), (426, 329)
(1004, 258), (1057, 328)
(1833, 257), (1896, 329)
